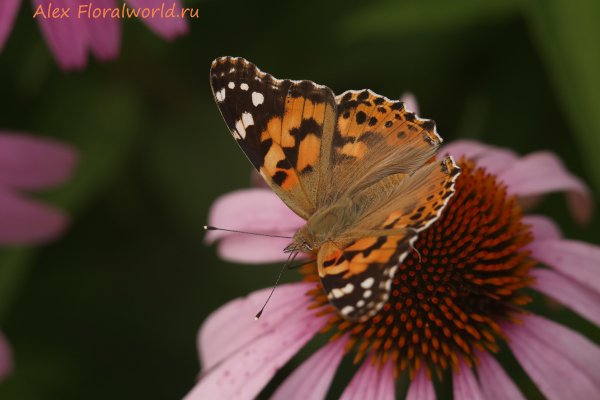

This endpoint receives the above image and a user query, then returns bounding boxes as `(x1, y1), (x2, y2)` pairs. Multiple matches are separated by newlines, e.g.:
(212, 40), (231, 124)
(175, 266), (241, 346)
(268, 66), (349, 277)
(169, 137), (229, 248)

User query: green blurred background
(0, 0), (599, 399)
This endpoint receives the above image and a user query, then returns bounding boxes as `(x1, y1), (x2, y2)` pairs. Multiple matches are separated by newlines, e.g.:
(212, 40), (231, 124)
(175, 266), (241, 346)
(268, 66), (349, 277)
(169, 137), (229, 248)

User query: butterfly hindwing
(318, 157), (461, 322)
(210, 57), (336, 219)
(318, 235), (414, 322)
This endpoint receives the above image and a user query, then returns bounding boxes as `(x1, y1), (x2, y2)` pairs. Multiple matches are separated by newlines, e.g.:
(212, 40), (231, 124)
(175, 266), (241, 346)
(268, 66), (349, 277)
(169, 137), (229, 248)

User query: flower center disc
(303, 159), (536, 380)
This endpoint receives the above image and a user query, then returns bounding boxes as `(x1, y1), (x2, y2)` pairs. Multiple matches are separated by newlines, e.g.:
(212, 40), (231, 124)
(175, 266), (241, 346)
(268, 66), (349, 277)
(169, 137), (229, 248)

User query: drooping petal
(339, 355), (395, 400)
(185, 309), (327, 400)
(497, 151), (593, 224)
(405, 366), (435, 400)
(532, 268), (600, 327)
(0, 0), (21, 54)
(0, 330), (13, 382)
(0, 187), (69, 245)
(126, 0), (189, 41)
(0, 132), (78, 190)
(78, 0), (120, 61)
(198, 282), (315, 370)
(400, 92), (420, 115)
(527, 239), (600, 294)
(33, 0), (88, 70)
(502, 313), (600, 400)
(270, 335), (348, 400)
(452, 357), (484, 400)
(522, 215), (562, 241)
(476, 350), (525, 400)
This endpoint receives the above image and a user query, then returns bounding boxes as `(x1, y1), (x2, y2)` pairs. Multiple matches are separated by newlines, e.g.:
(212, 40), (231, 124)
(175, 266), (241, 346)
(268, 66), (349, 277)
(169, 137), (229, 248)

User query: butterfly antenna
(204, 225), (293, 239)
(255, 245), (299, 321)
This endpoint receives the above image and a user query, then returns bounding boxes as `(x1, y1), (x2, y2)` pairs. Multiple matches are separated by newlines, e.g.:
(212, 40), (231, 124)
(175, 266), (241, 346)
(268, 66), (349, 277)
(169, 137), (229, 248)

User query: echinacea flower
(191, 103), (598, 400)
(0, 0), (188, 71)
(0, 131), (78, 383)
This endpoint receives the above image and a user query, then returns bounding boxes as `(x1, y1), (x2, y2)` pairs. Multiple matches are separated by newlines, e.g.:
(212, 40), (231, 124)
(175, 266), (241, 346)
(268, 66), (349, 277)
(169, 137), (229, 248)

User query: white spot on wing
(230, 68), (235, 73)
(216, 88), (226, 102)
(363, 290), (372, 298)
(242, 112), (254, 127)
(341, 306), (354, 316)
(357, 300), (365, 307)
(360, 277), (375, 289)
(252, 92), (264, 106)
(332, 288), (344, 299)
(241, 83), (249, 91)
(384, 279), (392, 291)
(228, 82), (235, 89)
(235, 120), (246, 139)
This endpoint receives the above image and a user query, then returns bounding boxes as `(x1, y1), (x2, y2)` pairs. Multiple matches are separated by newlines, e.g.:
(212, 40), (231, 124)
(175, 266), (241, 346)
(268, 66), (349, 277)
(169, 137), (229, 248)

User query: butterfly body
(210, 57), (460, 322)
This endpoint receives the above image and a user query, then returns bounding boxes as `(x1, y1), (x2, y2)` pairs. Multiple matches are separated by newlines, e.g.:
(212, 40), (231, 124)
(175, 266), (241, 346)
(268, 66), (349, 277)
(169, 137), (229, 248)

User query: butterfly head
(284, 226), (318, 254)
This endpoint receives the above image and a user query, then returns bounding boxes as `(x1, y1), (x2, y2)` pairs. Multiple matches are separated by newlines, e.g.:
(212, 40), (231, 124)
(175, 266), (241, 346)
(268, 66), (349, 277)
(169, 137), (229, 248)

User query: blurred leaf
(0, 249), (35, 320)
(38, 83), (141, 213)
(523, 0), (600, 195)
(0, 84), (141, 322)
(334, 0), (519, 41)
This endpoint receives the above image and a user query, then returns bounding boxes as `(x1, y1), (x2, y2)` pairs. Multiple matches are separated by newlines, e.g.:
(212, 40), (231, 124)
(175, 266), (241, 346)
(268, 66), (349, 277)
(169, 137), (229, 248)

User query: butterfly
(210, 57), (460, 322)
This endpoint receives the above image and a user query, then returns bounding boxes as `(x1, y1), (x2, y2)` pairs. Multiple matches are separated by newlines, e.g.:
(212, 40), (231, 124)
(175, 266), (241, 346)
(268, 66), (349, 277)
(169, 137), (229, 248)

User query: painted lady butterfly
(210, 57), (460, 322)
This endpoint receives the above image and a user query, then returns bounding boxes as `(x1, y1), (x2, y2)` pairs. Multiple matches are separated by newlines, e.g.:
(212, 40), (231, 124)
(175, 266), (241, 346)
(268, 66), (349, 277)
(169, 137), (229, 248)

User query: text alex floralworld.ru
(33, 3), (200, 19)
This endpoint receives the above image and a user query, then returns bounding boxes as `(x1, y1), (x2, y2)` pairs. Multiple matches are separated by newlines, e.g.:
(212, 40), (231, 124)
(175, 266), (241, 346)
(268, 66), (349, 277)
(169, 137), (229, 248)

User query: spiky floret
(302, 159), (536, 380)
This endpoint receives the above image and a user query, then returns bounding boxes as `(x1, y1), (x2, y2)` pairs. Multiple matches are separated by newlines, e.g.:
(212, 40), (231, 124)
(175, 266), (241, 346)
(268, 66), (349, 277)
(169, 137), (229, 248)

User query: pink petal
(0, 330), (13, 382)
(0, 132), (78, 190)
(400, 92), (420, 115)
(452, 356), (484, 400)
(532, 268), (600, 328)
(476, 350), (525, 400)
(0, 187), (69, 245)
(527, 239), (600, 294)
(522, 215), (562, 241)
(205, 189), (304, 243)
(439, 140), (519, 176)
(0, 0), (21, 53)
(270, 335), (348, 400)
(186, 307), (327, 400)
(198, 282), (315, 370)
(502, 313), (600, 399)
(497, 151), (593, 224)
(33, 0), (88, 70)
(405, 366), (435, 400)
(78, 0), (120, 61)
(216, 234), (308, 263)
(205, 189), (305, 263)
(339, 355), (395, 400)
(126, 0), (189, 41)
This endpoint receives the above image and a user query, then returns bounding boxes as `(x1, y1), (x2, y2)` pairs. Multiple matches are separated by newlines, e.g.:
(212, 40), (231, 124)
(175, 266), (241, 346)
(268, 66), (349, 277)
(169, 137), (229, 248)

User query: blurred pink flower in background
(193, 94), (600, 399)
(0, 131), (78, 383)
(0, 0), (189, 71)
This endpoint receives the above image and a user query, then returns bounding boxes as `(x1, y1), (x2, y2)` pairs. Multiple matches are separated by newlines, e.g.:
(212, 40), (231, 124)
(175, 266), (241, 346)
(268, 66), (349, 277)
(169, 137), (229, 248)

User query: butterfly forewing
(210, 57), (336, 220)
(324, 90), (443, 204)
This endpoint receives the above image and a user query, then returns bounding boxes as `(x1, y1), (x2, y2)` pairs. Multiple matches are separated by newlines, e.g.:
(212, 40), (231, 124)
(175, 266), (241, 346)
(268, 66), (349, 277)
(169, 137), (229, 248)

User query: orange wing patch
(210, 57), (336, 220)
(318, 234), (414, 322)
(334, 90), (441, 162)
